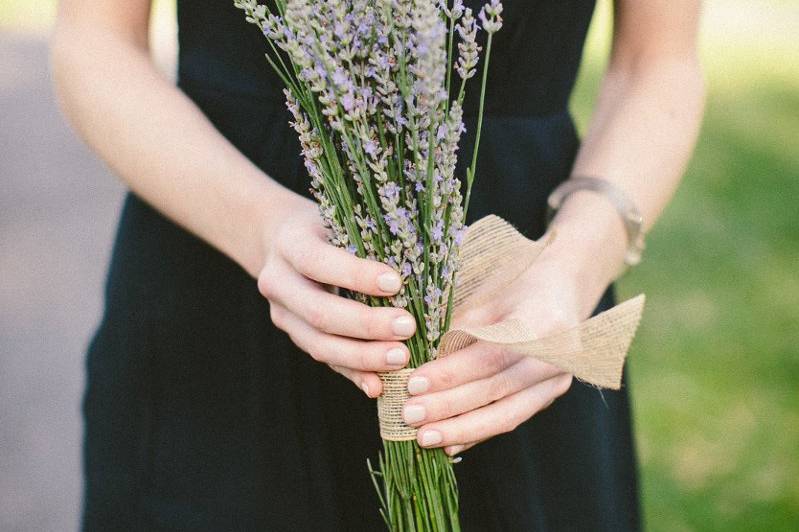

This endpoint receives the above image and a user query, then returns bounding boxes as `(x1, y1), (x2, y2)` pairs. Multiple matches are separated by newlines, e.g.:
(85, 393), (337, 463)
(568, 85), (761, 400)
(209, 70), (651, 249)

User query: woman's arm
(403, 0), (706, 454)
(51, 0), (293, 276)
(551, 0), (706, 313)
(51, 0), (417, 396)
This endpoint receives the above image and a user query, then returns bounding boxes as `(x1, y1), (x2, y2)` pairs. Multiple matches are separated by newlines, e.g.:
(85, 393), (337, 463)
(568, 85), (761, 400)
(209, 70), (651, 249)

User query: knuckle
(363, 308), (387, 339)
(269, 305), (285, 328)
(341, 261), (364, 292)
(484, 346), (508, 373)
(292, 241), (323, 275)
(437, 396), (457, 420)
(287, 333), (306, 354)
(487, 373), (512, 402)
(257, 270), (274, 299)
(357, 345), (377, 370)
(329, 364), (351, 380)
(498, 416), (519, 435)
(305, 305), (327, 331)
(343, 342), (369, 370)
(450, 426), (468, 445)
(554, 374), (573, 396)
(505, 417), (522, 434)
(306, 343), (325, 362)
(436, 367), (456, 390)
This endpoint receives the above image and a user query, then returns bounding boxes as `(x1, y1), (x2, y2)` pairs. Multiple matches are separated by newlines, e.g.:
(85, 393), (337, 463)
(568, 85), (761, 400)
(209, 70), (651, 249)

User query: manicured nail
(403, 404), (426, 424)
(361, 381), (371, 397)
(420, 430), (442, 447)
(392, 316), (415, 337)
(386, 347), (408, 366)
(377, 272), (401, 293)
(407, 376), (430, 395)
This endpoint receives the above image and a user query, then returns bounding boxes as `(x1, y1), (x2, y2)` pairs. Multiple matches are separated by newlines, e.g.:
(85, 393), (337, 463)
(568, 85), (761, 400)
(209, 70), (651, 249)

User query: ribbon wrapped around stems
(377, 215), (646, 441)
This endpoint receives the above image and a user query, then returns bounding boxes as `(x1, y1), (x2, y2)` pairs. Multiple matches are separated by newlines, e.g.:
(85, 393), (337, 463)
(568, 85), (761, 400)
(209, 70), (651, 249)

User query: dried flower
(234, 1), (503, 529)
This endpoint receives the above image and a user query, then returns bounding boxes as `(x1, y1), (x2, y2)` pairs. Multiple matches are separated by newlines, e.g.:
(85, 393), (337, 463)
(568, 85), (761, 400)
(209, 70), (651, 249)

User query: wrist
(537, 190), (628, 315)
(239, 181), (305, 278)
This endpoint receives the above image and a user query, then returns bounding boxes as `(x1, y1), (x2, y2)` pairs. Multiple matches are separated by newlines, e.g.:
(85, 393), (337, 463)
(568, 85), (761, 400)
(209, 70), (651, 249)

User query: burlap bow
(377, 215), (646, 441)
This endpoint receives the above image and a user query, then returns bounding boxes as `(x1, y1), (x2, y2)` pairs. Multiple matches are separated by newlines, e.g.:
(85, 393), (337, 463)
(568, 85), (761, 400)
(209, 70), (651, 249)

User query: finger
(444, 440), (484, 456)
(270, 303), (410, 371)
(416, 373), (573, 448)
(403, 357), (565, 427)
(285, 235), (403, 296)
(406, 342), (524, 395)
(264, 264), (416, 341)
(328, 364), (383, 398)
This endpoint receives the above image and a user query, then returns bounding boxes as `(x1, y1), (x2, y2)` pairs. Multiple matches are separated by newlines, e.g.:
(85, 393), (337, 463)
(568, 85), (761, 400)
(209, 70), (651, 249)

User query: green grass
(572, 2), (799, 530)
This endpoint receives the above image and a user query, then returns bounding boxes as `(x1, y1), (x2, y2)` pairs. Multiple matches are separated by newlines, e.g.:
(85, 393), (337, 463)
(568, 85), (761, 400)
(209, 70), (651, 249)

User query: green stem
(463, 33), (494, 221)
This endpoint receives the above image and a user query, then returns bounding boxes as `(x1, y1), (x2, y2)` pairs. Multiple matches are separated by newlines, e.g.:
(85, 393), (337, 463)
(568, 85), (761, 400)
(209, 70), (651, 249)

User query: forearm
(545, 56), (705, 312)
(50, 21), (297, 278)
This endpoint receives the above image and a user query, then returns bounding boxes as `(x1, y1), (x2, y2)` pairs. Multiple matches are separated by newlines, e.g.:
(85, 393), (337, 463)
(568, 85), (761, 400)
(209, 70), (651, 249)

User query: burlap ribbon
(377, 215), (646, 441)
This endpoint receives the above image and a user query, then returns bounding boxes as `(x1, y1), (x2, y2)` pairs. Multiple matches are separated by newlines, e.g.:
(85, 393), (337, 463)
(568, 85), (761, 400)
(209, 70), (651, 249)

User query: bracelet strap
(546, 176), (645, 267)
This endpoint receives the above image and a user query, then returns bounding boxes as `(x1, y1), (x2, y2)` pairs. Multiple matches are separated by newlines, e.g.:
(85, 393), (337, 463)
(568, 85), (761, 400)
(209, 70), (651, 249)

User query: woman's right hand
(257, 194), (416, 398)
(49, 0), (414, 399)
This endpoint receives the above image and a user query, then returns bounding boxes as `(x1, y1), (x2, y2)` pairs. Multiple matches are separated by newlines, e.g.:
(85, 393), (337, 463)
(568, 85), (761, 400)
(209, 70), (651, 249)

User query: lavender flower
(456, 8), (480, 80)
(234, 1), (504, 528)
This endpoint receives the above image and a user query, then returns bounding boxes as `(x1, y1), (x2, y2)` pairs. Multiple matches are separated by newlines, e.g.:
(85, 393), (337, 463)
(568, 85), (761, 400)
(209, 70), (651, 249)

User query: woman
(51, 1), (704, 530)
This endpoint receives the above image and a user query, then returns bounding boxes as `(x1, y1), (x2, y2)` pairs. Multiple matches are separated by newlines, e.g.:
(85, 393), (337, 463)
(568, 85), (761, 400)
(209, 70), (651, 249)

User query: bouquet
(234, 1), (503, 529)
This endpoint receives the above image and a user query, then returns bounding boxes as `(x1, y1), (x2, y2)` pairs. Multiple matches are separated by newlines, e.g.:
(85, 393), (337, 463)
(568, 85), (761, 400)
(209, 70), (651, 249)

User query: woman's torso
(80, 3), (643, 531)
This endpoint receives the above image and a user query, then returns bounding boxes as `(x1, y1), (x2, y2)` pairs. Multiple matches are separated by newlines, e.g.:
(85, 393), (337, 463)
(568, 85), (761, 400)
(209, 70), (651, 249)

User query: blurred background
(0, 1), (796, 530)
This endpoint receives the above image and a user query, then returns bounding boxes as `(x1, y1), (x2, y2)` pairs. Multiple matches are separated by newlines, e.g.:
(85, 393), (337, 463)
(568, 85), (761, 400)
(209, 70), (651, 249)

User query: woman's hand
(257, 194), (416, 398)
(397, 0), (705, 458)
(402, 217), (619, 455)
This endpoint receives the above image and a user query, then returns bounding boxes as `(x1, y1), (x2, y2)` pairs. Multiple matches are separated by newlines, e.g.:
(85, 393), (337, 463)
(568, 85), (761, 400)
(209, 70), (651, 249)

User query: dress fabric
(81, 1), (640, 530)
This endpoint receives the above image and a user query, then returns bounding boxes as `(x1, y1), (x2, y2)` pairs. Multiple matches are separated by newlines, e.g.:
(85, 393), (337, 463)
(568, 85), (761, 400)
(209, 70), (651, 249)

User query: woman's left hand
(402, 247), (602, 456)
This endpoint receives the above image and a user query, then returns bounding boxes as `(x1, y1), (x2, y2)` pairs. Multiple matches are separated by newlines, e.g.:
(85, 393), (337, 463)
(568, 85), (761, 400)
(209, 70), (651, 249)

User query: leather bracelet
(546, 176), (646, 267)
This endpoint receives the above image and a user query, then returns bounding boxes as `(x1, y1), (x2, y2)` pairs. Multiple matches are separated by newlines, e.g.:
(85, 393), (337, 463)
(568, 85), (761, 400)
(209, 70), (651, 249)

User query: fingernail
(361, 381), (371, 397)
(446, 445), (464, 456)
(392, 316), (416, 337)
(377, 272), (401, 293)
(403, 404), (426, 424)
(386, 347), (408, 366)
(420, 430), (442, 447)
(407, 376), (430, 395)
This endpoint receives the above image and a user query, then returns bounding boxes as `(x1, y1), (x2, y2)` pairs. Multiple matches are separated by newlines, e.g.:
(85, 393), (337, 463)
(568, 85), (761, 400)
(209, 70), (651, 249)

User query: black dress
(81, 1), (640, 530)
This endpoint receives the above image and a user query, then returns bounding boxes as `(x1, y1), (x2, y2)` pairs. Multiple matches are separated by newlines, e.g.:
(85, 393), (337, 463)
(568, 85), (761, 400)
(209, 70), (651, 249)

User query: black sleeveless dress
(81, 1), (640, 530)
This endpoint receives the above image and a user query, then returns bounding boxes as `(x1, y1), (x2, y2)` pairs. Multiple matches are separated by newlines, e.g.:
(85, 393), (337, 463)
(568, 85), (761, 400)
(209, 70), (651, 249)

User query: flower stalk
(234, 1), (503, 529)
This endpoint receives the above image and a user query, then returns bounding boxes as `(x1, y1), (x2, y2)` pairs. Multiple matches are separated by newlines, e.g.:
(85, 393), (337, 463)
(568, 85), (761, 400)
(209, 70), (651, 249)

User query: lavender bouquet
(234, 1), (503, 529)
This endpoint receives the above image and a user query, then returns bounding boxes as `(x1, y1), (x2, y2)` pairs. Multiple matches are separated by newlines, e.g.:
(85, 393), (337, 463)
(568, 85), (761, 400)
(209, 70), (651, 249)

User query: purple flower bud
(332, 68), (348, 87)
(431, 220), (444, 242)
(363, 138), (379, 157)
(342, 92), (355, 112)
(381, 182), (401, 200)
(436, 123), (448, 141)
(454, 227), (465, 245)
(383, 214), (400, 235)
